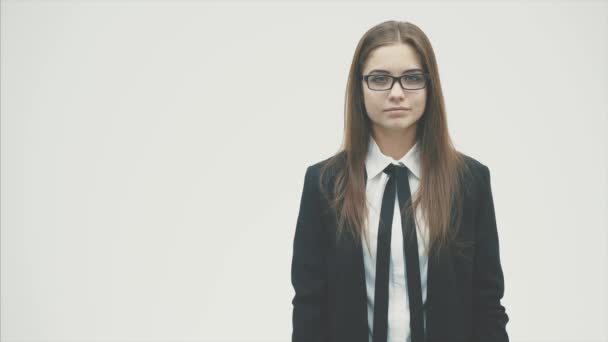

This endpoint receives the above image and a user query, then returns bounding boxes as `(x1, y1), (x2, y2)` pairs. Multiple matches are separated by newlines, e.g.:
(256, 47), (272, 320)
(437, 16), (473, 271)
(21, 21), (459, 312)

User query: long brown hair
(318, 20), (472, 262)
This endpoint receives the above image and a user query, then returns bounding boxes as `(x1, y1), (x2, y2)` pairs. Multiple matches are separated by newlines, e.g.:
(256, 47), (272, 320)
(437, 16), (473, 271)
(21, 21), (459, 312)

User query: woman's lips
(385, 108), (410, 117)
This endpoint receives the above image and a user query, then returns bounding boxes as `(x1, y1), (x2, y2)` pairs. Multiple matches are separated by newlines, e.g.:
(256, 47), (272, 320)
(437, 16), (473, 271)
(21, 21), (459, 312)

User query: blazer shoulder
(306, 150), (347, 181)
(309, 150), (346, 169)
(458, 151), (490, 181)
(303, 151), (347, 203)
(458, 150), (487, 170)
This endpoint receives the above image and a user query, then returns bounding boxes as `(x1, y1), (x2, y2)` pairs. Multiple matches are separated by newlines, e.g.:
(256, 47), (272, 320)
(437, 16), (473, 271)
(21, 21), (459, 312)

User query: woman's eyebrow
(368, 68), (423, 74)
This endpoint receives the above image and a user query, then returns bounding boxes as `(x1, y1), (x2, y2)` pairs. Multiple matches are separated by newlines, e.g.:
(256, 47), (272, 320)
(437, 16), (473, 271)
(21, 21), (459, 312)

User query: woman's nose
(388, 81), (406, 98)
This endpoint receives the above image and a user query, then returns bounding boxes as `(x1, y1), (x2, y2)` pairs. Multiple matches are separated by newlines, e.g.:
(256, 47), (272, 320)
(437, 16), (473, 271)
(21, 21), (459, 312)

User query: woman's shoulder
(456, 150), (492, 194)
(306, 150), (491, 181)
(459, 151), (489, 173)
(306, 150), (347, 179)
(301, 151), (348, 201)
(303, 149), (492, 196)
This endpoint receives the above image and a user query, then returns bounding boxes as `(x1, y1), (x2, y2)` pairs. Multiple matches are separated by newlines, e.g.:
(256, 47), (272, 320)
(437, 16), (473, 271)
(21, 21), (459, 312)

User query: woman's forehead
(363, 44), (422, 73)
(366, 68), (424, 74)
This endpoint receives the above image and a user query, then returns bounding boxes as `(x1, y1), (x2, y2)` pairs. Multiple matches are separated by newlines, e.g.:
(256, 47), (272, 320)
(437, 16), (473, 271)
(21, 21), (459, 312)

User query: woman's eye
(371, 76), (388, 82)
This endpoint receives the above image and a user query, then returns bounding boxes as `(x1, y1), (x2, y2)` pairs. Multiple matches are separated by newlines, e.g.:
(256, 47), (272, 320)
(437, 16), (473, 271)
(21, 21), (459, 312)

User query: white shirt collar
(365, 136), (421, 181)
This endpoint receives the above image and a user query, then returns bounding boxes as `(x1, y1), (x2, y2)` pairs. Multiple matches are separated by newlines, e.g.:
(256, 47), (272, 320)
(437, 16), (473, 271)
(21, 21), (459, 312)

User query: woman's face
(361, 43), (427, 136)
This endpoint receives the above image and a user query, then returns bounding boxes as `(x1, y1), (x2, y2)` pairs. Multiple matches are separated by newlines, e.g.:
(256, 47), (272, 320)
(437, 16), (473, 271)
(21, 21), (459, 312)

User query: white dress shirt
(363, 136), (429, 342)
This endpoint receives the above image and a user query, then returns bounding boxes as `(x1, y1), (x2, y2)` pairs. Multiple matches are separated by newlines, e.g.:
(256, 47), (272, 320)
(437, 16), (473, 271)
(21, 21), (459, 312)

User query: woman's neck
(372, 127), (416, 161)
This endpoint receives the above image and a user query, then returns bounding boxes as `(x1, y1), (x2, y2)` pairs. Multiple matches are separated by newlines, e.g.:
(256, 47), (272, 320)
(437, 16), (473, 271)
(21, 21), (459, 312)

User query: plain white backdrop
(1, 0), (607, 341)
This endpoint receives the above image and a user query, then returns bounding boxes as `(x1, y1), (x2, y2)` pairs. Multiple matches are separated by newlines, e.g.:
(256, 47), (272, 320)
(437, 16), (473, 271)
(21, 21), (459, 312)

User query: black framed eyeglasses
(362, 73), (430, 91)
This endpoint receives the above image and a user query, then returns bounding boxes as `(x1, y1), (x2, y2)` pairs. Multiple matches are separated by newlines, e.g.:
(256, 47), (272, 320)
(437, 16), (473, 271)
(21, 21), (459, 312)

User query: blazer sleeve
(472, 164), (510, 342)
(291, 166), (328, 342)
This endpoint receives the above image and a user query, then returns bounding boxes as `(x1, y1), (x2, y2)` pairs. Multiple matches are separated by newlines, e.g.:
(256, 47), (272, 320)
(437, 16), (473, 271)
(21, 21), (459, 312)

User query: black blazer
(291, 152), (509, 342)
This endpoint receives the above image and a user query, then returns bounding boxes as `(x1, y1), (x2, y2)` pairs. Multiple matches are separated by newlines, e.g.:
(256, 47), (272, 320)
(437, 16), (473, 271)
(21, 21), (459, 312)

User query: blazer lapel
(330, 205), (368, 341)
(425, 240), (456, 341)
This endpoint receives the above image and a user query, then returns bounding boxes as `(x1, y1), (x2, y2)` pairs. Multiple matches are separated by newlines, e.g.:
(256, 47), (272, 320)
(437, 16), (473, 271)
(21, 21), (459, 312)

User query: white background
(1, 0), (607, 341)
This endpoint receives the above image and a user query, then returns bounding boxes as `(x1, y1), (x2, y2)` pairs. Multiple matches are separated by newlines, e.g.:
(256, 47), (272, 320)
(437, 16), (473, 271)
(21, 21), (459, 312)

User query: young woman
(291, 21), (509, 342)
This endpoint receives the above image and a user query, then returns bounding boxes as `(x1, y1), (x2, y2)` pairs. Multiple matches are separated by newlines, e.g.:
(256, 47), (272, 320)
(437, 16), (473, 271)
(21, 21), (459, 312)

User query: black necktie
(372, 163), (425, 342)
